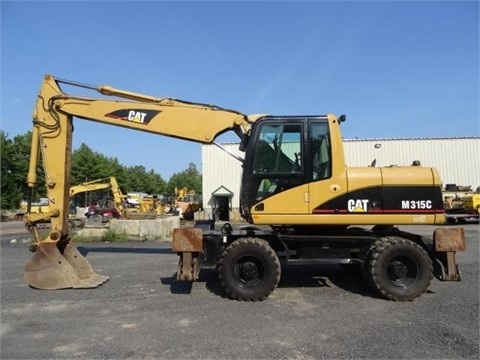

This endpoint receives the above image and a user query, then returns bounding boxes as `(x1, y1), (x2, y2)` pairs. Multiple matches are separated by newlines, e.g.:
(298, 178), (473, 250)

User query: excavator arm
(69, 178), (116, 197)
(70, 176), (127, 215)
(24, 74), (257, 290)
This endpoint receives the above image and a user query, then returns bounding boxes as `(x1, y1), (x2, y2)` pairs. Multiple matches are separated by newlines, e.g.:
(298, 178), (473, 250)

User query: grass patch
(70, 228), (164, 243)
(101, 230), (129, 242)
(71, 233), (100, 243)
(71, 229), (129, 243)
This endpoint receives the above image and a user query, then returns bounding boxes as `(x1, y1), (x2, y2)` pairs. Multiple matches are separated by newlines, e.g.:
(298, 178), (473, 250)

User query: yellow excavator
(123, 192), (165, 216)
(24, 74), (465, 301)
(74, 177), (160, 223)
(173, 187), (202, 220)
(18, 176), (124, 227)
(71, 177), (126, 224)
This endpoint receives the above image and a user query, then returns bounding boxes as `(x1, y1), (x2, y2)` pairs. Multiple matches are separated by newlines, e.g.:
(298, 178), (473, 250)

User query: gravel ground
(1, 221), (478, 359)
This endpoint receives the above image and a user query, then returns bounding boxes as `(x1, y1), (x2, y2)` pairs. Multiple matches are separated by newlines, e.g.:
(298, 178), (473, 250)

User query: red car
(85, 205), (121, 224)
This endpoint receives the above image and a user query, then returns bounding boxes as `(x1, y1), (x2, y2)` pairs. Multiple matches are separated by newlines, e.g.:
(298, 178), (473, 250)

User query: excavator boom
(25, 74), (254, 290)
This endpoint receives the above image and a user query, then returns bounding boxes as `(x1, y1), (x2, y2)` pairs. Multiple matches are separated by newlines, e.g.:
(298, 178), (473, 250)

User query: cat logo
(348, 199), (369, 212)
(105, 109), (161, 125)
(128, 110), (147, 123)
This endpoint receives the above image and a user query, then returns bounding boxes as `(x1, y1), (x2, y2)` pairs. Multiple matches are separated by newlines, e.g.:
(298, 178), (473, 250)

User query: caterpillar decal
(105, 109), (161, 124)
(313, 185), (444, 214)
(347, 199), (369, 212)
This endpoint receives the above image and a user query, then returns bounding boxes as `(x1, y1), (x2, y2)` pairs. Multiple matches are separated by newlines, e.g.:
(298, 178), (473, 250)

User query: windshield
(252, 124), (302, 174)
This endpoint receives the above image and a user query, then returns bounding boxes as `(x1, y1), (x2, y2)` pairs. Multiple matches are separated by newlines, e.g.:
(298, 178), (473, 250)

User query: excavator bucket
(24, 242), (109, 290)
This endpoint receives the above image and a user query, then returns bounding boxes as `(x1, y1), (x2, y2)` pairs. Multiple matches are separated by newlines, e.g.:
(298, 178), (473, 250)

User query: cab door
(308, 120), (348, 221)
(245, 118), (310, 222)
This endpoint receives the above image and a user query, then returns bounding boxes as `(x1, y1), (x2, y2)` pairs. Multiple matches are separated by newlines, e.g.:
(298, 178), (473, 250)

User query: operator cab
(240, 115), (333, 221)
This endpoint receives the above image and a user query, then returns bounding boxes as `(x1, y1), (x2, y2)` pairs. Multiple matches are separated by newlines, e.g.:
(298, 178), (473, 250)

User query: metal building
(201, 137), (480, 221)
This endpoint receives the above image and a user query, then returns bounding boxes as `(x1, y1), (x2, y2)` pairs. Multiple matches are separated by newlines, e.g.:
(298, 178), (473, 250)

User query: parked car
(85, 205), (121, 224)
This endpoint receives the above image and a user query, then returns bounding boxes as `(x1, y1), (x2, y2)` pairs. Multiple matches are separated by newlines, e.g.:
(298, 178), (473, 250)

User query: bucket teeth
(24, 242), (109, 290)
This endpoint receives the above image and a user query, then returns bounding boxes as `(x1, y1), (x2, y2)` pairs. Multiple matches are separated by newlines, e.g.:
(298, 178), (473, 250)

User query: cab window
(252, 123), (303, 201)
(252, 124), (302, 174)
(311, 122), (331, 180)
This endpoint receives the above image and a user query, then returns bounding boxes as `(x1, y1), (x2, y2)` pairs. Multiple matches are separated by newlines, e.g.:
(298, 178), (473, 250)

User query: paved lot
(1, 221), (479, 359)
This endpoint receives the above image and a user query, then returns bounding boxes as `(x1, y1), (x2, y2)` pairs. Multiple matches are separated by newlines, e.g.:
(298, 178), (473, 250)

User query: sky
(1, 0), (479, 181)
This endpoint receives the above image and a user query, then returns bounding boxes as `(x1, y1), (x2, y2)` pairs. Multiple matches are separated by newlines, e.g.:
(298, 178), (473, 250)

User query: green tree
(144, 169), (167, 195)
(123, 165), (148, 192)
(71, 144), (123, 183)
(71, 144), (167, 204)
(122, 166), (167, 195)
(167, 162), (202, 195)
(1, 131), (44, 209)
(1, 131), (17, 209)
(0, 131), (191, 210)
(71, 144), (126, 206)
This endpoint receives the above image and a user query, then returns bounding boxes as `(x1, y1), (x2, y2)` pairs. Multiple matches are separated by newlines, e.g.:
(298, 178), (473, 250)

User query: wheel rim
(90, 214), (102, 224)
(387, 255), (418, 287)
(233, 256), (265, 288)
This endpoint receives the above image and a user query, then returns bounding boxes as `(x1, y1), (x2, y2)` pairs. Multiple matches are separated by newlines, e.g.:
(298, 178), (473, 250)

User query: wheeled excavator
(24, 74), (465, 301)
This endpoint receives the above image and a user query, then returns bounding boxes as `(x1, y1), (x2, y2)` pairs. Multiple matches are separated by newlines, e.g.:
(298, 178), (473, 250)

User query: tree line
(0, 131), (202, 210)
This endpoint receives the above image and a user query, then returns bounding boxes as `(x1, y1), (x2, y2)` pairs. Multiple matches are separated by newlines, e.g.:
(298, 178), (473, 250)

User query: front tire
(368, 237), (433, 301)
(218, 238), (280, 301)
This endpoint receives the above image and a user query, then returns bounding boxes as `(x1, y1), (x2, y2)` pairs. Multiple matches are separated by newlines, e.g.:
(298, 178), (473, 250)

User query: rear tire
(368, 237), (433, 301)
(361, 242), (380, 289)
(218, 238), (280, 301)
(89, 214), (103, 225)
